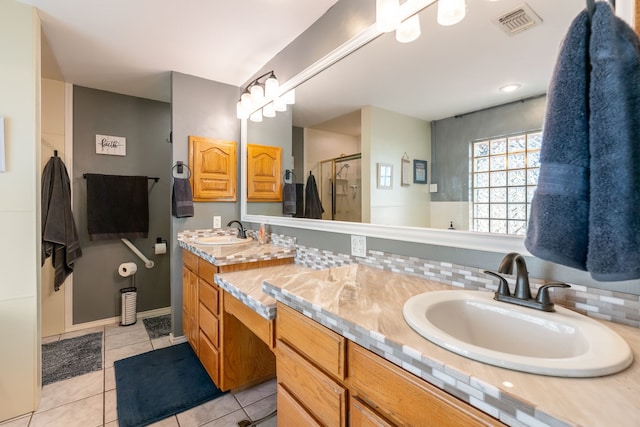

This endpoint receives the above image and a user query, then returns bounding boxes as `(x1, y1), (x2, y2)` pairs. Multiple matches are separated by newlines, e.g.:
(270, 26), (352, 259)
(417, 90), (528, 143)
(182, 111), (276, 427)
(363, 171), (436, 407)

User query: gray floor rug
(42, 332), (103, 386)
(143, 314), (171, 339)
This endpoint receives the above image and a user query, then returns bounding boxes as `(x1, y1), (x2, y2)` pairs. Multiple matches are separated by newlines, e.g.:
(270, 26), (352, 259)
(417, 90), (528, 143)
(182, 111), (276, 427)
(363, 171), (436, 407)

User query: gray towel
(587, 3), (640, 281)
(304, 173), (324, 219)
(525, 9), (591, 271)
(42, 156), (82, 290)
(282, 183), (296, 216)
(172, 178), (194, 218)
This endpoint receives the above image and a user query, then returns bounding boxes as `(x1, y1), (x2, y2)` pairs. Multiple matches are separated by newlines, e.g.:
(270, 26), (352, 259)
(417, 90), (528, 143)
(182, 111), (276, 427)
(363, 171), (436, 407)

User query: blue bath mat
(114, 343), (224, 427)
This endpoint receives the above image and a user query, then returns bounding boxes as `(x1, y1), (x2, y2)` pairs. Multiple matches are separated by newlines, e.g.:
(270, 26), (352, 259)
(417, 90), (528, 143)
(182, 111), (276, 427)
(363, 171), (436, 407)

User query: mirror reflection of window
(378, 163), (393, 189)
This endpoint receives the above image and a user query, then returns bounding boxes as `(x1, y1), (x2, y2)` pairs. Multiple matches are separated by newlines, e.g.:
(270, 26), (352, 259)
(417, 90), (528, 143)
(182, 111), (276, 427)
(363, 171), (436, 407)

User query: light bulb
(263, 102), (276, 118)
(396, 14), (421, 43)
(437, 0), (466, 26)
(265, 74), (279, 98)
(250, 84), (264, 104)
(376, 0), (401, 32)
(236, 101), (248, 119)
(249, 109), (263, 122)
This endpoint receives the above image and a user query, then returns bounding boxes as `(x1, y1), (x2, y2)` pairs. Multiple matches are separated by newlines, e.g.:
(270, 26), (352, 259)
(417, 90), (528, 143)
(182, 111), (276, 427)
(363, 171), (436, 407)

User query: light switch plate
(429, 183), (438, 193)
(351, 235), (367, 257)
(213, 216), (221, 229)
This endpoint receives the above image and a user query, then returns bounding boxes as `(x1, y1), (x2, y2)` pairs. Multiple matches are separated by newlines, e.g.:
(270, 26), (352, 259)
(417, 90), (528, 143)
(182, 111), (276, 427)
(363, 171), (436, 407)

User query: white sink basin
(194, 236), (253, 246)
(403, 290), (633, 377)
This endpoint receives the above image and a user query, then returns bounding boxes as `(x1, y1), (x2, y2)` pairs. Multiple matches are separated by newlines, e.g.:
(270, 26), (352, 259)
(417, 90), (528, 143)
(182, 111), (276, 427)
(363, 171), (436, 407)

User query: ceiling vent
(493, 3), (543, 35)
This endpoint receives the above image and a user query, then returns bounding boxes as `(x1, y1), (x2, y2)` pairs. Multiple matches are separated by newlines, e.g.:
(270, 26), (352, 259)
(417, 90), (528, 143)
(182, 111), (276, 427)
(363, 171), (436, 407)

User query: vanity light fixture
(237, 71), (294, 120)
(376, 0), (401, 32)
(500, 83), (521, 93)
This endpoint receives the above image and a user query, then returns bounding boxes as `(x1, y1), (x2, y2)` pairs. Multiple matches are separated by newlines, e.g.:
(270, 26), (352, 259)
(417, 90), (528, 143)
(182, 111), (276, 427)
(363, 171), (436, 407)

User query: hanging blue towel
(525, 9), (591, 271)
(587, 2), (640, 281)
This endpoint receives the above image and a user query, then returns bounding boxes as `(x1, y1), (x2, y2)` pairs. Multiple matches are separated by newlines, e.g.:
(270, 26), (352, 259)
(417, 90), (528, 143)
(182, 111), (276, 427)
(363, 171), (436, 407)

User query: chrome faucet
(226, 220), (247, 239)
(484, 252), (570, 312)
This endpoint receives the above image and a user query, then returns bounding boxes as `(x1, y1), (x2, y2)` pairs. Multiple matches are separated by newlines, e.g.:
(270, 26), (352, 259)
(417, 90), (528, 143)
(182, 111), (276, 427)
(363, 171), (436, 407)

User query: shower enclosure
(319, 154), (361, 222)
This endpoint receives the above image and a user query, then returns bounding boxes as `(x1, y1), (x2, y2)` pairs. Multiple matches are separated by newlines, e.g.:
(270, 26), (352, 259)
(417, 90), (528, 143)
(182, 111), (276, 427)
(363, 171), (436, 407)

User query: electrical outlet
(213, 216), (221, 229)
(351, 235), (367, 257)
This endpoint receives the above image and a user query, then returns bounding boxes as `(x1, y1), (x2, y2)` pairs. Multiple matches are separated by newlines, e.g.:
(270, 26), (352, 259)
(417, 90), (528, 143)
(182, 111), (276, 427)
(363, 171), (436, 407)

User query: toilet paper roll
(154, 242), (167, 255)
(118, 262), (138, 277)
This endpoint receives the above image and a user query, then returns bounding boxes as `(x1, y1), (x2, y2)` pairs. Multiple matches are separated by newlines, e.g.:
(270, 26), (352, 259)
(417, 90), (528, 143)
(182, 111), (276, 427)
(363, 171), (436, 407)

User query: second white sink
(403, 290), (633, 377)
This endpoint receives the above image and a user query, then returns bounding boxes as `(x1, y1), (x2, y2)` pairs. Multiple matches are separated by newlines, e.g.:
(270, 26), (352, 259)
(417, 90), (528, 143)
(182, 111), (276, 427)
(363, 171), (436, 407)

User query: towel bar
(82, 174), (159, 182)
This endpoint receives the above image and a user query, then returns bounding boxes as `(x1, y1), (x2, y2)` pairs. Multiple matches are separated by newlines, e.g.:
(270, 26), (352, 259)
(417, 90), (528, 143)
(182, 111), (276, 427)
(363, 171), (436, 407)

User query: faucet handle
(535, 283), (571, 309)
(484, 270), (510, 297)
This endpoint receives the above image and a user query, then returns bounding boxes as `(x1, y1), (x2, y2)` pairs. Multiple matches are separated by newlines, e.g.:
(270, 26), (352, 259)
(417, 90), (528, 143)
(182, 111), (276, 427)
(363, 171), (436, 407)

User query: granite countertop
(214, 263), (316, 320)
(262, 264), (640, 427)
(177, 229), (295, 267)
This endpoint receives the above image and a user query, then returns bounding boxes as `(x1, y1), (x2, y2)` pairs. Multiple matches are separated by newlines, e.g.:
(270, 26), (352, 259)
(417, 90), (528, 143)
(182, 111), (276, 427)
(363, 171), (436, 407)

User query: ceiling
(20, 0), (340, 102)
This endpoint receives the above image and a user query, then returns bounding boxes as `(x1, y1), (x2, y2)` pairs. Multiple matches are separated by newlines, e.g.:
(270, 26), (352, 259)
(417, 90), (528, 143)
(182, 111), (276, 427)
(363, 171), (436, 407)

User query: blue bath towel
(525, 9), (591, 271)
(587, 2), (640, 281)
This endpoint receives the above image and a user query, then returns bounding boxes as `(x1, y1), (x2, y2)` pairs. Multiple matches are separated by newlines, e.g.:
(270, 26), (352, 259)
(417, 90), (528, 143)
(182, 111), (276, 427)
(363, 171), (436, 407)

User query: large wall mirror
(241, 0), (596, 253)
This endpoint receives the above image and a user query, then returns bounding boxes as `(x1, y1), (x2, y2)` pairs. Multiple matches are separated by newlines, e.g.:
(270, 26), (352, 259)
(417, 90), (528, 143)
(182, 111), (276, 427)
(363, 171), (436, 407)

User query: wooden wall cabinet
(247, 143), (282, 202)
(189, 135), (237, 201)
(275, 302), (504, 427)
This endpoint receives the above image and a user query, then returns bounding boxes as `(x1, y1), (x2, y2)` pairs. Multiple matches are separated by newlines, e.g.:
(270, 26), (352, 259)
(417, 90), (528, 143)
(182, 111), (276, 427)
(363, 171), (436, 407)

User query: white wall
(0, 0), (41, 420)
(363, 106), (431, 227)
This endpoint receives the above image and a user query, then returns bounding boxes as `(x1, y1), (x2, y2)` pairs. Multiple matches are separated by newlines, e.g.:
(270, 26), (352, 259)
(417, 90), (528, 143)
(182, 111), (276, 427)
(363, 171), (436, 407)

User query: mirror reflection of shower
(320, 154), (361, 222)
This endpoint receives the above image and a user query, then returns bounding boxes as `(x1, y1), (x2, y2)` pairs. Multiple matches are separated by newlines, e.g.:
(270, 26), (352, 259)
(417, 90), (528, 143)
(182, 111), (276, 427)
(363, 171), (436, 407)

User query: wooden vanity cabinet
(182, 249), (291, 391)
(274, 302), (504, 427)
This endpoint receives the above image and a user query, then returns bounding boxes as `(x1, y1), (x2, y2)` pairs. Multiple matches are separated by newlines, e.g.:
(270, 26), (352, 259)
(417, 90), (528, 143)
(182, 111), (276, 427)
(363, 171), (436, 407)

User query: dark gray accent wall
(292, 126), (305, 183)
(431, 96), (547, 202)
(72, 86), (171, 323)
(170, 71), (241, 336)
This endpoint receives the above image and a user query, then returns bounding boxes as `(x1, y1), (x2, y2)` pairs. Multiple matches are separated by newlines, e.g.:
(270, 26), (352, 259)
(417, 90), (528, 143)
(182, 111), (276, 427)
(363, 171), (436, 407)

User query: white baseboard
(64, 306), (172, 333)
(169, 333), (187, 345)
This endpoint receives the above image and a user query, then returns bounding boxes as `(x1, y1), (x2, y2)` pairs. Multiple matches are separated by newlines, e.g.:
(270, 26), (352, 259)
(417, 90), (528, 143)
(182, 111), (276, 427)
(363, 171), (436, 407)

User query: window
(471, 131), (542, 235)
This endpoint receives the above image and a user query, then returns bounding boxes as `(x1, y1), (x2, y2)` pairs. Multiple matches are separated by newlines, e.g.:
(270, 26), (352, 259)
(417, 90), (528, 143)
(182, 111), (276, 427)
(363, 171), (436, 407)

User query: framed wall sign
(413, 159), (427, 184)
(96, 134), (126, 156)
(401, 155), (411, 186)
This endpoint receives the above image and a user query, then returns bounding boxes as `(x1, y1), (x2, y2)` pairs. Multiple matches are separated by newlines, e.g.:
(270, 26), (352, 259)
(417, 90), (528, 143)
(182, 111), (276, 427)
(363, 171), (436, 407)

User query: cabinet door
(277, 384), (322, 427)
(199, 330), (220, 386)
(247, 143), (282, 202)
(182, 266), (199, 353)
(189, 135), (237, 201)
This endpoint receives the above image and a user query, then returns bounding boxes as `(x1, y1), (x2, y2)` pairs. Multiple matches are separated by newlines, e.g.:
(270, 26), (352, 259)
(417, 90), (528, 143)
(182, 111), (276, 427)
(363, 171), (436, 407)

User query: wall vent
(493, 3), (543, 35)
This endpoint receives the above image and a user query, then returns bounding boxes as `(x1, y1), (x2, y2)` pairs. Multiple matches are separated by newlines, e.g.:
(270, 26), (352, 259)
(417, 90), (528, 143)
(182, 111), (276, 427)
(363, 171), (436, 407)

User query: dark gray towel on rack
(304, 173), (324, 219)
(525, 9), (591, 271)
(42, 156), (82, 291)
(172, 178), (194, 218)
(85, 174), (149, 240)
(587, 3), (640, 281)
(282, 183), (296, 216)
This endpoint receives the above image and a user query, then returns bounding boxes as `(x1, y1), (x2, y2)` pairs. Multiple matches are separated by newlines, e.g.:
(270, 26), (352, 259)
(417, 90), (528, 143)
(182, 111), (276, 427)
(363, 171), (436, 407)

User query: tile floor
(1, 319), (277, 427)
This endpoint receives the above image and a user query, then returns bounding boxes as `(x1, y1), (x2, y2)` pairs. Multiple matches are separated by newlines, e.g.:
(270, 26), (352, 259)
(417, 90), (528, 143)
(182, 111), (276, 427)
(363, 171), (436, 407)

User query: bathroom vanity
(262, 264), (640, 427)
(179, 231), (295, 391)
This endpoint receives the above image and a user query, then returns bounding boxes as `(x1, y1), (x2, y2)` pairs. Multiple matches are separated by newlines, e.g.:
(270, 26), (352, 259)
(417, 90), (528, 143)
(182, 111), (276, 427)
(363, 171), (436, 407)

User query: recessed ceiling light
(500, 83), (521, 93)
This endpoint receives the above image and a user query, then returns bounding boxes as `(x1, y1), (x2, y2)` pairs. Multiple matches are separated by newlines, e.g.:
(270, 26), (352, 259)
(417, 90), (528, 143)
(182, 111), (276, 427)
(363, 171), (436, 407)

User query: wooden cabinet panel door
(189, 136), (237, 201)
(247, 144), (282, 202)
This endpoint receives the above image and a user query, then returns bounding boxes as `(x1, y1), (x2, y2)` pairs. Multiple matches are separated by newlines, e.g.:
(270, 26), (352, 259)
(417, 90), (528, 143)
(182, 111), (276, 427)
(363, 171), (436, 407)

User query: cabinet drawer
(199, 330), (220, 386)
(277, 383), (322, 427)
(199, 280), (219, 315)
(348, 342), (503, 427)
(198, 258), (218, 285)
(276, 303), (346, 380)
(224, 292), (274, 347)
(350, 396), (394, 427)
(182, 249), (198, 272)
(276, 341), (346, 427)
(199, 303), (219, 348)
